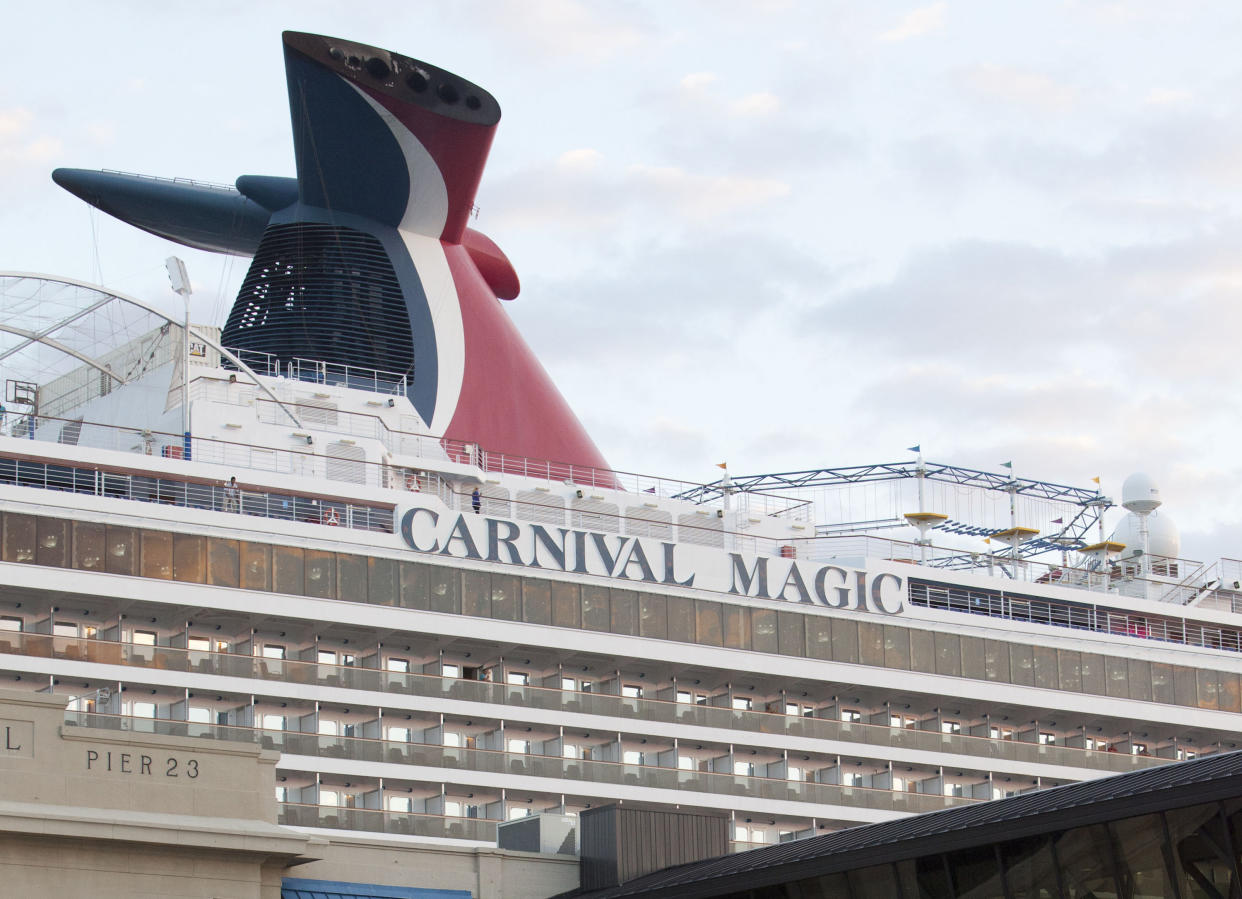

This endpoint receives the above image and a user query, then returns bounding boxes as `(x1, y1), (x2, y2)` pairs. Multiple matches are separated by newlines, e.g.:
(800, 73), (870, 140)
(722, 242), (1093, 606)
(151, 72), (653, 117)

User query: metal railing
(20, 633), (1174, 775)
(278, 802), (500, 841)
(100, 169), (238, 193)
(0, 448), (392, 533)
(909, 579), (1242, 657)
(200, 377), (808, 513)
(225, 347), (408, 396)
(62, 710), (982, 816)
(798, 531), (1209, 596)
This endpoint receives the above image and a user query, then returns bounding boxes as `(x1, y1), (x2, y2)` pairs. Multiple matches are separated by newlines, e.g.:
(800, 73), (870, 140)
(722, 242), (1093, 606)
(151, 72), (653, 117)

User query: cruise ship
(3, 30), (1241, 863)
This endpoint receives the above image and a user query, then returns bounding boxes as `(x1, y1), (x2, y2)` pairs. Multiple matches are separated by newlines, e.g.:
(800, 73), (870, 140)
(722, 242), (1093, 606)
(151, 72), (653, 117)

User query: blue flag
(907, 445), (920, 453)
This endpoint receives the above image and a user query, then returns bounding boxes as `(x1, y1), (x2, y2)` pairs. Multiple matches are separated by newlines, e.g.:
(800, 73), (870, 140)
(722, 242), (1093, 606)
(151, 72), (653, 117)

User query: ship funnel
(51, 31), (611, 475)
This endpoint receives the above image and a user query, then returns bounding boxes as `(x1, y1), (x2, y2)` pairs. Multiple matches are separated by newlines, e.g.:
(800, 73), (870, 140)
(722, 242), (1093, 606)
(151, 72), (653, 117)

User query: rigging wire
(88, 208), (104, 286)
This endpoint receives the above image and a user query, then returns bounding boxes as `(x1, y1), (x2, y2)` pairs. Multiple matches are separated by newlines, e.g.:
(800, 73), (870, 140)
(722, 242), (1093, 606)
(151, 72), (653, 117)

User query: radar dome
(1110, 510), (1180, 560)
(1121, 472), (1162, 514)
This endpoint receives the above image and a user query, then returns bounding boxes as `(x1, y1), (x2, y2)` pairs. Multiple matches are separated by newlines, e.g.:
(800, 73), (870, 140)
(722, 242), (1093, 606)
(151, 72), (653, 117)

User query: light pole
(165, 256), (192, 460)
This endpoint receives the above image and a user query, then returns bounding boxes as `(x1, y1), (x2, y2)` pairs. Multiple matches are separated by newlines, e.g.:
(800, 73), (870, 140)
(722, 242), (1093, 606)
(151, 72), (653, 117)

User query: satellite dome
(1121, 472), (1162, 514)
(1110, 510), (1180, 560)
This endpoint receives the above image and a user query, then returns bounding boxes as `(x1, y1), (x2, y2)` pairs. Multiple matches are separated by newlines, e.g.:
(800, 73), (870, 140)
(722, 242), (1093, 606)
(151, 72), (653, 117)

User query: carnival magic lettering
(398, 509), (904, 615)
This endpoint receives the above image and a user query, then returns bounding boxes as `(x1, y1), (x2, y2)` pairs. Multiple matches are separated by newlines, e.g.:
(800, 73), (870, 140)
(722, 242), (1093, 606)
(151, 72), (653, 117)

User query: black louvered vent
(222, 223), (414, 378)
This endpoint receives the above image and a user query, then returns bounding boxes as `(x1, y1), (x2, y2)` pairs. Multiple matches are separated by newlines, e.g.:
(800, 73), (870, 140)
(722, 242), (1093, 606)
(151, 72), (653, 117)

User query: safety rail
(909, 579), (1242, 657)
(199, 377), (807, 513)
(1191, 560), (1242, 614)
(1, 413), (803, 550)
(100, 169), (238, 192)
(795, 531), (1211, 597)
(225, 347), (408, 396)
(0, 447), (392, 533)
(17, 634), (1174, 774)
(10, 410), (407, 490)
(5, 411), (1239, 609)
(61, 711), (984, 816)
(278, 803), (501, 841)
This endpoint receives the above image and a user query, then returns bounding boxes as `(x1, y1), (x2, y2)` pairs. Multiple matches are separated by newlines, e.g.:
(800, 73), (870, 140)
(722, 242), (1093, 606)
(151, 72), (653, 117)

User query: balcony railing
(62, 710), (981, 816)
(15, 632), (1174, 776)
(278, 802), (500, 841)
(0, 451), (392, 533)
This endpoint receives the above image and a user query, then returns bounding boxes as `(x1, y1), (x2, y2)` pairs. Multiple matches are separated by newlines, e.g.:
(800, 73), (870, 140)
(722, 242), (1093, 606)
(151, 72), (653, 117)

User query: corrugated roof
(281, 878), (471, 899)
(562, 750), (1242, 898)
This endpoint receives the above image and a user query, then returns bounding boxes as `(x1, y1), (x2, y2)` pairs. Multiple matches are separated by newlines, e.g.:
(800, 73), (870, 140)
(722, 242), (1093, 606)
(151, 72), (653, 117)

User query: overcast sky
(2, 1), (1241, 560)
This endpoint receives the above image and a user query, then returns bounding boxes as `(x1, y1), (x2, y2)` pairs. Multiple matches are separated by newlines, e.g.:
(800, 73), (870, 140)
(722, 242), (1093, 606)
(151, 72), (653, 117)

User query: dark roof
(562, 751), (1242, 899)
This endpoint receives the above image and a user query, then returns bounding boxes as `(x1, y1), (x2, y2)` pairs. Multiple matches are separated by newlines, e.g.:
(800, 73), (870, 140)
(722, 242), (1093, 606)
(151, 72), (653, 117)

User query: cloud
(651, 69), (859, 175)
(479, 0), (655, 63)
(85, 121), (116, 146)
(625, 164), (790, 219)
(815, 230), (1242, 377)
(557, 148), (604, 171)
(1146, 88), (1193, 107)
(0, 108), (29, 138)
(679, 72), (717, 93)
(516, 231), (831, 363)
(483, 154), (791, 237)
(0, 107), (62, 169)
(730, 92), (781, 117)
(879, 3), (947, 42)
(788, 224), (1242, 542)
(955, 64), (1078, 113)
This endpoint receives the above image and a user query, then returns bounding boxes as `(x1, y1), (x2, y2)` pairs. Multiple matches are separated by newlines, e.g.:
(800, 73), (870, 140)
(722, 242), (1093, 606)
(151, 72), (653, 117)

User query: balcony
(10, 631), (1173, 777)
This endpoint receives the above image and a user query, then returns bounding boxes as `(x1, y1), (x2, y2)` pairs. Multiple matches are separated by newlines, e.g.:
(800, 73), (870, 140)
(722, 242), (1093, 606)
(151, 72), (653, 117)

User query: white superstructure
(2, 274), (1241, 853)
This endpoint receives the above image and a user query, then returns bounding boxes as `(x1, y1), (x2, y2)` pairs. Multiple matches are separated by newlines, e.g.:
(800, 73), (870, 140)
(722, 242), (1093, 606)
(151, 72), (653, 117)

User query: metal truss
(680, 460), (1113, 562)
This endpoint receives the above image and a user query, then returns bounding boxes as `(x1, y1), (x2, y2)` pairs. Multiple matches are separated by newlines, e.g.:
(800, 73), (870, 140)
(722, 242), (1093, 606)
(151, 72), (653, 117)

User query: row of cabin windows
(14, 608), (1202, 758)
(78, 688), (1175, 792)
(4, 514), (1242, 714)
(13, 625), (1208, 759)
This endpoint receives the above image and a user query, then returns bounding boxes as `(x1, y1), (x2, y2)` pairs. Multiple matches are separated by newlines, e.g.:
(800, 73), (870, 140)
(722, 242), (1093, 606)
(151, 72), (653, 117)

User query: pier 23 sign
(398, 506), (905, 616)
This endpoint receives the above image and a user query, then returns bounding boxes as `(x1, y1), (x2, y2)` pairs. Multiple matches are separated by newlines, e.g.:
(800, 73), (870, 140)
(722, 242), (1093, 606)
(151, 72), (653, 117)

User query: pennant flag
(1091, 476), (1101, 485)
(716, 462), (728, 470)
(1000, 461), (1013, 469)
(1051, 517), (1063, 525)
(643, 487), (656, 494)
(984, 537), (991, 544)
(907, 445), (921, 453)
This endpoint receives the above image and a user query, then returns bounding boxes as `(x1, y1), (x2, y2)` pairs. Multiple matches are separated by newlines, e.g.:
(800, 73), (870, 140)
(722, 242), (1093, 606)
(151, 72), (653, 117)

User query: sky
(2, 1), (1242, 560)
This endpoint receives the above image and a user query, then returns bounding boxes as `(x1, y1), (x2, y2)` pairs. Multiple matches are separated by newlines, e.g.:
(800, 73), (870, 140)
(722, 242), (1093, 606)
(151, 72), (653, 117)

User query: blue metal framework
(680, 461), (1113, 562)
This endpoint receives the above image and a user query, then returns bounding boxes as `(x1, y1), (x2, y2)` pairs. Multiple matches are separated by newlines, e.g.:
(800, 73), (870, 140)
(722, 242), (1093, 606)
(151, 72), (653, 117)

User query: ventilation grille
(624, 505), (672, 539)
(326, 443), (367, 484)
(516, 490), (566, 525)
(222, 223), (414, 379)
(298, 397), (339, 427)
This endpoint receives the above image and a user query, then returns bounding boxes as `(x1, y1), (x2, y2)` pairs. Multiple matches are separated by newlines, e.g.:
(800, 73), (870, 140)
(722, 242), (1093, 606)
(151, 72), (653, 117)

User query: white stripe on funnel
(345, 80), (462, 435)
(346, 82), (449, 237)
(403, 231), (465, 436)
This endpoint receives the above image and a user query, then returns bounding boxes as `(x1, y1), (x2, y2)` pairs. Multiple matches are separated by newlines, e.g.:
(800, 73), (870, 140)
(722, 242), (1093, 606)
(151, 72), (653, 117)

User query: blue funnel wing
(51, 168), (271, 256)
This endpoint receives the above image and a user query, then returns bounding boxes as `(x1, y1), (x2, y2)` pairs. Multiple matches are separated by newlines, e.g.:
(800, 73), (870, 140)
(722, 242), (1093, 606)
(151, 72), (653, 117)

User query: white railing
(225, 347), (407, 396)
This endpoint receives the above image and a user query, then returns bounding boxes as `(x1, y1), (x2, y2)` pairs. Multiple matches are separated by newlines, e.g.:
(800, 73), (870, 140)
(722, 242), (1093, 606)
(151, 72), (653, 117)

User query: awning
(282, 878), (472, 899)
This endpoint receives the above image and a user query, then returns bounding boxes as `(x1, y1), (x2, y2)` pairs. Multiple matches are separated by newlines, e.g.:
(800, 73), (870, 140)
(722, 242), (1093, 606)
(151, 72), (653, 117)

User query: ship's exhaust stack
(51, 31), (611, 474)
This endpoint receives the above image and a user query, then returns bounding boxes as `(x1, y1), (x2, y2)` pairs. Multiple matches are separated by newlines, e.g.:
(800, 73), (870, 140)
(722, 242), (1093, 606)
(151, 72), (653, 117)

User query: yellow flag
(716, 462), (728, 470)
(1091, 476), (1101, 484)
(983, 537), (991, 544)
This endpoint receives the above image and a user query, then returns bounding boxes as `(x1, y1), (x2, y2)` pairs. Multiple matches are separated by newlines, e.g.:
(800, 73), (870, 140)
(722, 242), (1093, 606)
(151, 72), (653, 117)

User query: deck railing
(18, 633), (1175, 775)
